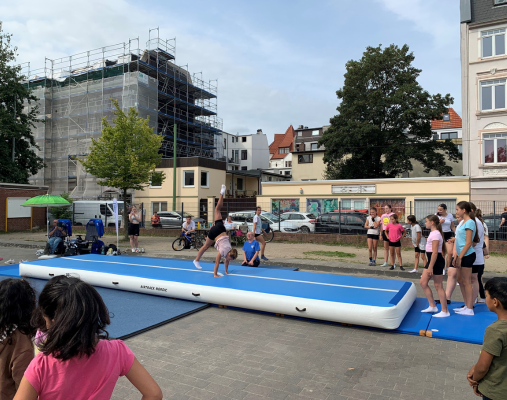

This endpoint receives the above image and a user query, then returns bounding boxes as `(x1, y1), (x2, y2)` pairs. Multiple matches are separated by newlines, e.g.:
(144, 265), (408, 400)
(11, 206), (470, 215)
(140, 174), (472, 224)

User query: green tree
(319, 44), (461, 179)
(0, 22), (44, 183)
(49, 192), (73, 220)
(80, 100), (165, 238)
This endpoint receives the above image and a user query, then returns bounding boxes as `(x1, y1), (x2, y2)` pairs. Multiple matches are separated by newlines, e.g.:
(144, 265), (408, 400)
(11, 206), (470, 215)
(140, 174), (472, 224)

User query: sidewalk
(2, 231), (506, 278)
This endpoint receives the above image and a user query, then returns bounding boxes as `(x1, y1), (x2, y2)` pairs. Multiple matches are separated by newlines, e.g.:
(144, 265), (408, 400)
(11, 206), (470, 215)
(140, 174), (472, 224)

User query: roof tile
(431, 107), (462, 129)
(269, 125), (295, 159)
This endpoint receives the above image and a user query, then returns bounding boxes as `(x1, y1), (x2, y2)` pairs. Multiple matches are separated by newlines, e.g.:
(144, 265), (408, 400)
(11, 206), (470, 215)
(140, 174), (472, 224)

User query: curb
(0, 243), (41, 250)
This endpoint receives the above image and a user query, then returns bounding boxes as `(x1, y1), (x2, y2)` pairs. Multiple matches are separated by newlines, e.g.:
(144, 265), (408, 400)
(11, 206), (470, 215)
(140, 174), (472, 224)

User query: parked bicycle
(172, 232), (205, 251)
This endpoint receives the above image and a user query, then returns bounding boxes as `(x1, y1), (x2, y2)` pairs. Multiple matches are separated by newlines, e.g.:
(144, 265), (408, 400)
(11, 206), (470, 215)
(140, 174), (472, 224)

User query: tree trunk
(123, 188), (129, 240)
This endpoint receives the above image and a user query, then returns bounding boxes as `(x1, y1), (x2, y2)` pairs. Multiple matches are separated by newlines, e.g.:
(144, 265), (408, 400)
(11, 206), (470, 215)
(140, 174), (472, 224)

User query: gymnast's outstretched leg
(193, 184), (226, 269)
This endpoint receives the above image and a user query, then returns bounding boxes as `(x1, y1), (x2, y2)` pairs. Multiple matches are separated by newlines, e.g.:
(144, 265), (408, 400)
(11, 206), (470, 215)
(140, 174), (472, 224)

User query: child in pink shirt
(14, 276), (162, 400)
(385, 214), (406, 271)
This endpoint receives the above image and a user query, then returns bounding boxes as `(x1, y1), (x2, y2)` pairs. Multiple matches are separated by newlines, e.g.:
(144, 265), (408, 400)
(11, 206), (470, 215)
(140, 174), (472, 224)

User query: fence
(69, 199), (507, 241)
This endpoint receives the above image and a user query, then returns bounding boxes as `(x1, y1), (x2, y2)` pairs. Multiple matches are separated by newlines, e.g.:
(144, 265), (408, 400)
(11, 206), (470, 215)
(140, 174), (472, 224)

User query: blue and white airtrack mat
(19, 254), (416, 330)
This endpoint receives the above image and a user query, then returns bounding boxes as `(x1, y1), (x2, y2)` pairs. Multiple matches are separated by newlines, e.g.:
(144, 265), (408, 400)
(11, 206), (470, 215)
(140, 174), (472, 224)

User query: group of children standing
(0, 277), (162, 400)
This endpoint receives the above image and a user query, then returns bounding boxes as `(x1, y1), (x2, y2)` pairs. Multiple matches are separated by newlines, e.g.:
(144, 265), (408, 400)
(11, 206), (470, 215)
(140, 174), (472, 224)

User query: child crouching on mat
(467, 277), (507, 400)
(193, 184), (238, 277)
(420, 215), (449, 317)
(14, 275), (162, 400)
(0, 279), (36, 399)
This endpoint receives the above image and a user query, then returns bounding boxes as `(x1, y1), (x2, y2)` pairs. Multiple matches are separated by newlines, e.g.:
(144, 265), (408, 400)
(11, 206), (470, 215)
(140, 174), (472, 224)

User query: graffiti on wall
(306, 198), (340, 215)
(369, 198), (406, 223)
(271, 199), (300, 215)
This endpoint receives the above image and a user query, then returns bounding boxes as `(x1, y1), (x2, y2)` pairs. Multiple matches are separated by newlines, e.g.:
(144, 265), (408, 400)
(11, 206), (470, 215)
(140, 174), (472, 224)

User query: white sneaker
(193, 260), (202, 270)
(3, 259), (14, 265)
(443, 268), (446, 276)
(477, 298), (486, 304)
(132, 248), (136, 253)
(220, 184), (226, 195)
(381, 262), (388, 267)
(456, 308), (474, 316)
(433, 311), (450, 318)
(409, 269), (418, 273)
(454, 306), (467, 312)
(421, 306), (438, 313)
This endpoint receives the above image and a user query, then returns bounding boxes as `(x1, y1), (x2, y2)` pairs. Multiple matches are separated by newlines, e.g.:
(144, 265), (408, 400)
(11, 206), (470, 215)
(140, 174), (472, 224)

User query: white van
(73, 201), (124, 227)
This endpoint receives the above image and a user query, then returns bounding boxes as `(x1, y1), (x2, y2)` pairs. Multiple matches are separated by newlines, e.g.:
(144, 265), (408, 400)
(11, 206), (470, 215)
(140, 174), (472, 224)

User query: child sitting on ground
(0, 279), (36, 400)
(242, 232), (261, 268)
(467, 277), (507, 400)
(14, 275), (162, 400)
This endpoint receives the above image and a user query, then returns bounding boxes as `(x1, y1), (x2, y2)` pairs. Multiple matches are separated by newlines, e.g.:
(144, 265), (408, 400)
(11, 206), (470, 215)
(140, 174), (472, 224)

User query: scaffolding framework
(22, 31), (222, 198)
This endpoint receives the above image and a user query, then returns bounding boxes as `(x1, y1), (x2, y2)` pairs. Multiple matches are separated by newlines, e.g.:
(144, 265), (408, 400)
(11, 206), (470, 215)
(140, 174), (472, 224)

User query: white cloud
(375, 0), (458, 47)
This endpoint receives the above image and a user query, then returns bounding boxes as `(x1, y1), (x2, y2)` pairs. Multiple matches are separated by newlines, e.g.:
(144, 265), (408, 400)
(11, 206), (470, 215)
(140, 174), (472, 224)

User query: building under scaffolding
(22, 32), (222, 199)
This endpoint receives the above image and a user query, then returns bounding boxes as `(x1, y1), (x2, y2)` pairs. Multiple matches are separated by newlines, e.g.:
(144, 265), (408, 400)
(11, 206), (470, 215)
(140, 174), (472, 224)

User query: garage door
(414, 199), (457, 221)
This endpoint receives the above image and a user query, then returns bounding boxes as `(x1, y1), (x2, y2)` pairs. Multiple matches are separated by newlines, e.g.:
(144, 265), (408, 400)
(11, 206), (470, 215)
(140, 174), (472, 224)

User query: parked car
(315, 212), (369, 235)
(280, 212), (317, 233)
(229, 211), (283, 232)
(156, 211), (205, 229)
(414, 216), (458, 238)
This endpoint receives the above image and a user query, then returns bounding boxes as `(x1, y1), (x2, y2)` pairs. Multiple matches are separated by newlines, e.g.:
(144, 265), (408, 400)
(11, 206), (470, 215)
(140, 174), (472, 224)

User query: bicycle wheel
(194, 235), (205, 250)
(263, 230), (274, 243)
(172, 238), (186, 251)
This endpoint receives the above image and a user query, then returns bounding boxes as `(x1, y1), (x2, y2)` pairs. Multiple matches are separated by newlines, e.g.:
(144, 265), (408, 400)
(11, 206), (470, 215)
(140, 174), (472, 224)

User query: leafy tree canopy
(80, 100), (164, 237)
(319, 44), (461, 179)
(0, 22), (44, 183)
(49, 192), (73, 220)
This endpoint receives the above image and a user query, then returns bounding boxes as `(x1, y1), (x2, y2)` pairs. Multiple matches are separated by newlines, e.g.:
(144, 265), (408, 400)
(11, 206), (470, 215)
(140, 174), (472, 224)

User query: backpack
(91, 240), (105, 254)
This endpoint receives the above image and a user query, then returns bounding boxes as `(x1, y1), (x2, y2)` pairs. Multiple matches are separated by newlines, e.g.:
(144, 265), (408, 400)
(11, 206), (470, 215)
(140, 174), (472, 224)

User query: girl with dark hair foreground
(0, 279), (36, 399)
(13, 276), (162, 400)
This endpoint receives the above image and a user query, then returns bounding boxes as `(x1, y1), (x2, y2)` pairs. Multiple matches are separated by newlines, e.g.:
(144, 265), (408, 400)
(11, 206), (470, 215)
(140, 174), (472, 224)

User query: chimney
(256, 129), (263, 134)
(298, 125), (303, 129)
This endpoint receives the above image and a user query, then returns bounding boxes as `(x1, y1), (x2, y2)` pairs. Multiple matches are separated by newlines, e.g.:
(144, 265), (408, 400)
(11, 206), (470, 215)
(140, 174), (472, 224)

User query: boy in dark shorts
(467, 277), (507, 399)
(193, 185), (238, 277)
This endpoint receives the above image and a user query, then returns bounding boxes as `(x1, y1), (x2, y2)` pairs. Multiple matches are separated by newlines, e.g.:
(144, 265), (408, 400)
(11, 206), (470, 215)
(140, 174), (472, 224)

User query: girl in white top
(224, 216), (237, 231)
(407, 215), (427, 273)
(252, 207), (268, 261)
(364, 208), (381, 266)
(420, 215), (449, 317)
(436, 204), (455, 275)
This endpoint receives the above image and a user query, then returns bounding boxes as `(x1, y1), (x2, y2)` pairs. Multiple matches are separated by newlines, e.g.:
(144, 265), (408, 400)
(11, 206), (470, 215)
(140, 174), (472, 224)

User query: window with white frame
(241, 150), (247, 160)
(481, 79), (506, 111)
(297, 131), (302, 136)
(443, 113), (450, 121)
(312, 130), (320, 136)
(311, 143), (319, 150)
(484, 133), (507, 164)
(183, 171), (195, 187)
(482, 28), (506, 58)
(200, 171), (209, 188)
(279, 147), (289, 154)
(495, 0), (507, 5)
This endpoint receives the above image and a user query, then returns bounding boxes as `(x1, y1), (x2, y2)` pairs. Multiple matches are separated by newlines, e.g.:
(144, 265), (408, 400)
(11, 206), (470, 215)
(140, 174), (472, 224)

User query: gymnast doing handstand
(193, 184), (238, 277)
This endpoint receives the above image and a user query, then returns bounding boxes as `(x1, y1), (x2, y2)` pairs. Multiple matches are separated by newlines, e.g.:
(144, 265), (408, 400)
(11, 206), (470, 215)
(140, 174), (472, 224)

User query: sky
(1, 0), (461, 143)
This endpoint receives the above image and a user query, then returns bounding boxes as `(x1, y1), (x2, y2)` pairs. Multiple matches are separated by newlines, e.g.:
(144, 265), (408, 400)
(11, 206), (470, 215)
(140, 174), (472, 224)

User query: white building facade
(221, 130), (270, 171)
(461, 0), (507, 200)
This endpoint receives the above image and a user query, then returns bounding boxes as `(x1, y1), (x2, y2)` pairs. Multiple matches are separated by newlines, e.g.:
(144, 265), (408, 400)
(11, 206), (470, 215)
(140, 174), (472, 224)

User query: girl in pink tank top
(15, 275), (162, 400)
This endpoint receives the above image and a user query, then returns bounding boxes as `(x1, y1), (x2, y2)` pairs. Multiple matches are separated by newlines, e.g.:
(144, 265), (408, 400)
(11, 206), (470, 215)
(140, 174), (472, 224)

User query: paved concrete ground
(112, 306), (480, 400)
(0, 239), (484, 399)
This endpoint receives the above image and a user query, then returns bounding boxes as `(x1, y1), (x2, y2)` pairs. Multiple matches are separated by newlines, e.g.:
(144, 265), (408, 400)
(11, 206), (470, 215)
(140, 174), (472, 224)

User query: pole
(172, 124), (177, 211)
(181, 202), (184, 229)
(494, 201), (497, 241)
(12, 94), (16, 162)
(278, 201), (281, 232)
(339, 201), (342, 235)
